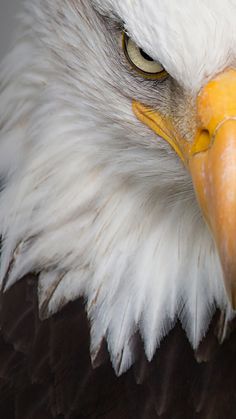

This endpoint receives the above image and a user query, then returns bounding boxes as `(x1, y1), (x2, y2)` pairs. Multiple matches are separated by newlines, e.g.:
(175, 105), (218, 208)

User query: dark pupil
(140, 49), (153, 62)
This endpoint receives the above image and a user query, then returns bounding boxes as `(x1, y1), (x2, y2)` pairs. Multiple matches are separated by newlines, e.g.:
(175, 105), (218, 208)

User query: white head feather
(0, 0), (234, 374)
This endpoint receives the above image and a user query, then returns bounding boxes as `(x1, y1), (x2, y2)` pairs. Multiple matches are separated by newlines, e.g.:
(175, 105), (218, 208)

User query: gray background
(0, 0), (23, 60)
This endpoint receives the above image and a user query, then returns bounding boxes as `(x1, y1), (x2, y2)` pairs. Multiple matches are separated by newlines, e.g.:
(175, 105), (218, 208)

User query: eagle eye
(123, 33), (167, 80)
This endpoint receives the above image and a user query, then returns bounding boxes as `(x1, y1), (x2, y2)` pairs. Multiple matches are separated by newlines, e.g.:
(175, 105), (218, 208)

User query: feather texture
(0, 0), (234, 374)
(1, 277), (236, 418)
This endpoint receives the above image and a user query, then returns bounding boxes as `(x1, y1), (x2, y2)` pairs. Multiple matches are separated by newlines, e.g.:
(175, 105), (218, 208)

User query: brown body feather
(0, 276), (236, 419)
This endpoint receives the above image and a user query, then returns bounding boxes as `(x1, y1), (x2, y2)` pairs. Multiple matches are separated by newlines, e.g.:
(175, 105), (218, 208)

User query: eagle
(1, 0), (236, 417)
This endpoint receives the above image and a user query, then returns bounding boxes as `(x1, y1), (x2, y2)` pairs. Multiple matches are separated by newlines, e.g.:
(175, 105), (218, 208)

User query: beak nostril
(201, 128), (212, 144)
(201, 128), (210, 137)
(191, 128), (211, 155)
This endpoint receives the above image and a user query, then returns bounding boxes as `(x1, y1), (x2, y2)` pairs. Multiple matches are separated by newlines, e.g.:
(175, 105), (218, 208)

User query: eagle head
(0, 0), (236, 374)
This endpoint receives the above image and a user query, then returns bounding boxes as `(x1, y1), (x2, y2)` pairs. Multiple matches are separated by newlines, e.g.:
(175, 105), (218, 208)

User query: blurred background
(0, 0), (24, 60)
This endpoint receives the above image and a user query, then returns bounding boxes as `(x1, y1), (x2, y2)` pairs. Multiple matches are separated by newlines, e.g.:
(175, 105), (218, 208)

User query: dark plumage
(1, 278), (236, 419)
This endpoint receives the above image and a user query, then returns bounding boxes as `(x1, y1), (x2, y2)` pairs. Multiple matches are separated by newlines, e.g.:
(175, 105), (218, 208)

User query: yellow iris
(123, 33), (168, 80)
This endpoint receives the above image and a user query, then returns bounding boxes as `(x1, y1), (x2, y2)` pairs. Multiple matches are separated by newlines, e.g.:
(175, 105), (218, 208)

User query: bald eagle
(1, 0), (236, 417)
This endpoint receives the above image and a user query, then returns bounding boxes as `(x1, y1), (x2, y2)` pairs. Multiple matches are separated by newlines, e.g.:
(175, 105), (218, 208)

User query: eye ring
(122, 32), (168, 80)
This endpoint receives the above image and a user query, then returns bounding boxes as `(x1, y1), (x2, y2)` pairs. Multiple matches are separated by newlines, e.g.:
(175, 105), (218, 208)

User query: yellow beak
(133, 68), (236, 309)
